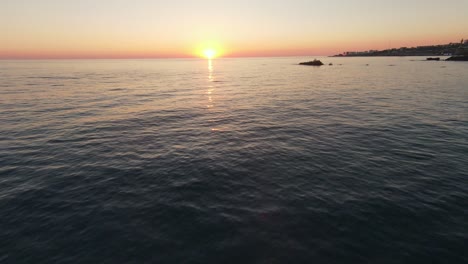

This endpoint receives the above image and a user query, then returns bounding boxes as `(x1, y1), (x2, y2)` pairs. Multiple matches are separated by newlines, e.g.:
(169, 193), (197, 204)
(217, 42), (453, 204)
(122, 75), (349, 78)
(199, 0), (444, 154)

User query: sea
(1, 57), (467, 263)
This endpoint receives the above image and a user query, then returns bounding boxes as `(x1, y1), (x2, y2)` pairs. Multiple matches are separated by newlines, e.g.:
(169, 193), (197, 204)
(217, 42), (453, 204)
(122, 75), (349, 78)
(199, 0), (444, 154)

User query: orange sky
(1, 0), (467, 59)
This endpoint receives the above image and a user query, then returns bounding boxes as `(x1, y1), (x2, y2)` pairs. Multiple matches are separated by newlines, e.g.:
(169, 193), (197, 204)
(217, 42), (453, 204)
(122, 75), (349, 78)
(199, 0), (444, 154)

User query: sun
(203, 49), (217, 59)
(195, 43), (224, 59)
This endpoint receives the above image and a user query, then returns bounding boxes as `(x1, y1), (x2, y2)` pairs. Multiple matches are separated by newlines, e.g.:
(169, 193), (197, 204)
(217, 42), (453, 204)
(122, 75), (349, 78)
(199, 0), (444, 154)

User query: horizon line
(0, 54), (330, 60)
(2, 39), (464, 60)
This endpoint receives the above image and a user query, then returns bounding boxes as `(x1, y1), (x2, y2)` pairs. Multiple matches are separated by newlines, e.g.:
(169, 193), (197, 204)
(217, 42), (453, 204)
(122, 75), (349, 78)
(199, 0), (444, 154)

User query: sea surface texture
(1, 57), (467, 263)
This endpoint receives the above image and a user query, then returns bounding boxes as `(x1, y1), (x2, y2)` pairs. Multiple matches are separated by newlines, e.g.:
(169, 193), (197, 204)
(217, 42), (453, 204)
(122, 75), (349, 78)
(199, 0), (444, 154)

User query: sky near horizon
(1, 0), (468, 59)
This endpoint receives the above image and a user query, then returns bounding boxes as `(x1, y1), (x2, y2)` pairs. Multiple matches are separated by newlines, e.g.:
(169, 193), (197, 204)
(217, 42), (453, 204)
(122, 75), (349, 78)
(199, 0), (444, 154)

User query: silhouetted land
(333, 40), (468, 57)
(446, 56), (468, 61)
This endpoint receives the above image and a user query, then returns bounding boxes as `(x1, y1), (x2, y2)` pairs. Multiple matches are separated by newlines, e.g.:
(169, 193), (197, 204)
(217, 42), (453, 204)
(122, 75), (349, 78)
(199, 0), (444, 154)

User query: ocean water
(0, 57), (467, 263)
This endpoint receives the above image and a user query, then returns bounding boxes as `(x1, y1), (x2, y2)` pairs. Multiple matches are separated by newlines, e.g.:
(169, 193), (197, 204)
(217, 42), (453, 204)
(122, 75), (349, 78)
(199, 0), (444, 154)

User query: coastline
(332, 40), (468, 58)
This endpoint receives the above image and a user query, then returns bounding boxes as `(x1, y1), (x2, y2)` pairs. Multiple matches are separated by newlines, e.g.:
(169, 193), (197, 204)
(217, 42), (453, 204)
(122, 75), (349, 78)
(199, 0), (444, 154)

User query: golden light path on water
(207, 59), (214, 109)
(207, 58), (221, 132)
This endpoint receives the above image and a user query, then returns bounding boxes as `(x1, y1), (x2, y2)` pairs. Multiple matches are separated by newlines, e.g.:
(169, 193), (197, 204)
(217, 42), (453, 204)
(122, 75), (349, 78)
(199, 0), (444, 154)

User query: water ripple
(0, 58), (467, 263)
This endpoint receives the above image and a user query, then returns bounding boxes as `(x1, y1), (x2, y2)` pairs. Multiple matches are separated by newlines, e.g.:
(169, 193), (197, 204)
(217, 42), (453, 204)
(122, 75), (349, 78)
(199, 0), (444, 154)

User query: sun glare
(203, 49), (217, 59)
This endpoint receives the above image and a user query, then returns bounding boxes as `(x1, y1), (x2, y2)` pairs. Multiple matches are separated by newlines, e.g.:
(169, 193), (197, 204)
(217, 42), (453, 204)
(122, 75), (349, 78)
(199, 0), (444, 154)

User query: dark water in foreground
(1, 57), (467, 263)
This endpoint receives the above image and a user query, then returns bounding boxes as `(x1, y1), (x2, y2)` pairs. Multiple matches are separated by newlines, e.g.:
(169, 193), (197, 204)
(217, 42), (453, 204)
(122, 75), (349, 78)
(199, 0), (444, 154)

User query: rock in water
(299, 59), (324, 66)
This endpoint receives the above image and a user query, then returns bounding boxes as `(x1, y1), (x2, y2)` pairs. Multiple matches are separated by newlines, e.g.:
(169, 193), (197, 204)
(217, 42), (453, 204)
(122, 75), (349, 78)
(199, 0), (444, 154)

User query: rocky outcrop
(299, 59), (324, 66)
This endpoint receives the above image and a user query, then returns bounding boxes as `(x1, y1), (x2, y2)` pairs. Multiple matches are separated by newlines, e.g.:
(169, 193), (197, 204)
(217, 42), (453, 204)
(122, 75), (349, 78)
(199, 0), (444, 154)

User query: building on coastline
(456, 39), (468, 55)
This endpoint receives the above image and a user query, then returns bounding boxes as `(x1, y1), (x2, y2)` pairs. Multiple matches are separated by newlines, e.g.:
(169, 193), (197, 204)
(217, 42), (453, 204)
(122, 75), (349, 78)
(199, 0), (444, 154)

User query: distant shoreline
(332, 40), (467, 57)
(328, 55), (450, 58)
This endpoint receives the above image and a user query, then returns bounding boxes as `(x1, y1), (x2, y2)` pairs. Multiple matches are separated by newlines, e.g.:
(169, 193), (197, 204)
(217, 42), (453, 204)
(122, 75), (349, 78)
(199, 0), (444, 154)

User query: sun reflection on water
(206, 59), (214, 108)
